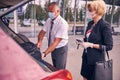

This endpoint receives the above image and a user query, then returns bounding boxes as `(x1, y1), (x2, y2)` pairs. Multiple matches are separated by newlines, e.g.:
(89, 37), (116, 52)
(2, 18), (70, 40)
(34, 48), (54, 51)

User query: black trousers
(51, 44), (68, 70)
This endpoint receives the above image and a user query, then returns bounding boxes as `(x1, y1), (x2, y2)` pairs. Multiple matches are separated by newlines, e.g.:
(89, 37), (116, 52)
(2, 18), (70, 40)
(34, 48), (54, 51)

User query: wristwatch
(43, 52), (46, 57)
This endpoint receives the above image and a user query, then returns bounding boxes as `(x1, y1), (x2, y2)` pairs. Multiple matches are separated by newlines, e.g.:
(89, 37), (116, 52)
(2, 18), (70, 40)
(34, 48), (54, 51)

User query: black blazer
(83, 18), (113, 65)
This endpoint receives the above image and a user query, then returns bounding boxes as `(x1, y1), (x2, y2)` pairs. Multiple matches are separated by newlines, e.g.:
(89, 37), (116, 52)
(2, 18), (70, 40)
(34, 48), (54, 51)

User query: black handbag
(94, 46), (113, 80)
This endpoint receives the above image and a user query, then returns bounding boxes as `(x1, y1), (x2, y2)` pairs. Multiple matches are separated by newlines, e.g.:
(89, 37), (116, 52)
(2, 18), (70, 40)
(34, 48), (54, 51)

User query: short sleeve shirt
(42, 15), (68, 48)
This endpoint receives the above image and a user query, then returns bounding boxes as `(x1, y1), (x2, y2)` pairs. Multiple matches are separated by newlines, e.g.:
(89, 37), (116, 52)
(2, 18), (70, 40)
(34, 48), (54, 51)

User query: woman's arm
(99, 22), (113, 51)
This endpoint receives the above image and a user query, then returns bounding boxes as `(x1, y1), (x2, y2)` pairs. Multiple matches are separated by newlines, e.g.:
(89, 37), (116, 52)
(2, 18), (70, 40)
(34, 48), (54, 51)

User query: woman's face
(88, 9), (97, 19)
(87, 10), (97, 20)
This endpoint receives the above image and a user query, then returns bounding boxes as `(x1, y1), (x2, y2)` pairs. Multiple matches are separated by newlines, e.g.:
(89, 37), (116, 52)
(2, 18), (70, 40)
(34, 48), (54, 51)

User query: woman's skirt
(80, 55), (95, 80)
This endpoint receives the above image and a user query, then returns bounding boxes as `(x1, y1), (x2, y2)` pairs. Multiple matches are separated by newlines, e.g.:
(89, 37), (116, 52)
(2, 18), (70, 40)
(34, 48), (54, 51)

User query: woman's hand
(80, 42), (93, 49)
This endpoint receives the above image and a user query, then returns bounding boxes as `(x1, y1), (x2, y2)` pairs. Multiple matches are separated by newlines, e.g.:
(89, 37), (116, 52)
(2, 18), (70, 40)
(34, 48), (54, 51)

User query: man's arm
(43, 38), (62, 56)
(36, 30), (46, 48)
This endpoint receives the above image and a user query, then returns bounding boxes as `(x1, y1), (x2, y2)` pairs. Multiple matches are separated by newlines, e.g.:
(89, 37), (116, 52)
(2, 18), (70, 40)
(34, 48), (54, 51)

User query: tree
(79, 9), (83, 22)
(68, 8), (74, 22)
(105, 13), (111, 23)
(60, 0), (72, 18)
(76, 8), (79, 22)
(24, 3), (47, 20)
(25, 4), (33, 19)
(36, 5), (47, 20)
(80, 5), (86, 22)
(65, 7), (69, 21)
(36, 5), (42, 20)
(113, 7), (120, 24)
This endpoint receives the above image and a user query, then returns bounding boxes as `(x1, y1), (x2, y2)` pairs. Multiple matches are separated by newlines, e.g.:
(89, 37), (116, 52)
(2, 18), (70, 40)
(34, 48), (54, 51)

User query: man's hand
(80, 42), (93, 49)
(36, 42), (42, 49)
(41, 52), (46, 59)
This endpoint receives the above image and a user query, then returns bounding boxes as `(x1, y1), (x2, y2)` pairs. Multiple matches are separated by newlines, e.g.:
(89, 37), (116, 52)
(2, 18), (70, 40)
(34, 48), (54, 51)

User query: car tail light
(42, 69), (72, 80)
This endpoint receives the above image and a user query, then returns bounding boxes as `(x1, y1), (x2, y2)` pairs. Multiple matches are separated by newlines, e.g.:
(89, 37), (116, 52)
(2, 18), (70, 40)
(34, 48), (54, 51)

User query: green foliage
(105, 13), (111, 23)
(25, 4), (33, 19)
(113, 8), (120, 24)
(36, 5), (47, 20)
(65, 7), (69, 21)
(24, 3), (47, 20)
(69, 8), (74, 21)
(64, 7), (74, 22)
(79, 9), (83, 22)
(105, 7), (120, 24)
(76, 8), (79, 22)
(36, 5), (42, 20)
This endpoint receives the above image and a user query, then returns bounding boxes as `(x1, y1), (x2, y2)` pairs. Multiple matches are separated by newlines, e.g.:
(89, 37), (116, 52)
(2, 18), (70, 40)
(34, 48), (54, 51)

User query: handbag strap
(103, 46), (110, 61)
(106, 51), (110, 60)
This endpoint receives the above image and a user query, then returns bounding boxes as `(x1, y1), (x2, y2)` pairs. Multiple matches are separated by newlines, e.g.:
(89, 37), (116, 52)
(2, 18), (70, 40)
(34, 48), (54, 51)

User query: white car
(21, 19), (31, 27)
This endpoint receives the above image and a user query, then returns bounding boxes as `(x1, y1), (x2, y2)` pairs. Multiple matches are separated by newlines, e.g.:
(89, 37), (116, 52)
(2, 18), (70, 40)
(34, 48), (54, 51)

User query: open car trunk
(0, 0), (24, 9)
(0, 0), (57, 72)
(0, 0), (33, 18)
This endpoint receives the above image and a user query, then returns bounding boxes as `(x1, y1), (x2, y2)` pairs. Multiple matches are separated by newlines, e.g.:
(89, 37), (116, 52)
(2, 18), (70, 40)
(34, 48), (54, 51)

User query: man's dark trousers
(51, 44), (68, 70)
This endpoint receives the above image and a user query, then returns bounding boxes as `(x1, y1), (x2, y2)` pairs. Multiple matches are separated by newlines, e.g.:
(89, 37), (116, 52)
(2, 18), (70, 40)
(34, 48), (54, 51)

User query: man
(36, 2), (69, 70)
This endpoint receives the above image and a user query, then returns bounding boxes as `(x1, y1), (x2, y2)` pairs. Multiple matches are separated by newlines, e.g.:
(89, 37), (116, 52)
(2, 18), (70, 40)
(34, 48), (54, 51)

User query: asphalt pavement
(29, 35), (120, 80)
(10, 24), (120, 80)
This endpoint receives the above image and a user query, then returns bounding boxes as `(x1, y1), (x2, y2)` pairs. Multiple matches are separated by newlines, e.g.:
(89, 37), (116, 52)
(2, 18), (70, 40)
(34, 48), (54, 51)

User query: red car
(0, 0), (72, 80)
(0, 28), (72, 80)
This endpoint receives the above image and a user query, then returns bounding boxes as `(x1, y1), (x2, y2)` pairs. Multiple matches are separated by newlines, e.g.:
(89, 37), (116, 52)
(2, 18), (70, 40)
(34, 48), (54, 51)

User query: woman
(79, 0), (113, 80)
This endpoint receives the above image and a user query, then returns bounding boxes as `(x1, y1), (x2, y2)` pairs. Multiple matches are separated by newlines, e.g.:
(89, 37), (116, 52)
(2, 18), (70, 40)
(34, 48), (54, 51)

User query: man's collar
(51, 15), (60, 23)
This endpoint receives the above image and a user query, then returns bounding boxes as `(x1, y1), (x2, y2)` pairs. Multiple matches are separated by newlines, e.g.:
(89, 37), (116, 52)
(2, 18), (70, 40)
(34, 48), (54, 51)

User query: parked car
(38, 20), (46, 26)
(0, 0), (72, 80)
(21, 19), (31, 27)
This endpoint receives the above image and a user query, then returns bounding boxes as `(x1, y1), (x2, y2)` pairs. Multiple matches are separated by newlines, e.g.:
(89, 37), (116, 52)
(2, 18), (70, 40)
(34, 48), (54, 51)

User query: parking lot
(9, 24), (120, 80)
(1, 0), (120, 79)
(40, 35), (120, 80)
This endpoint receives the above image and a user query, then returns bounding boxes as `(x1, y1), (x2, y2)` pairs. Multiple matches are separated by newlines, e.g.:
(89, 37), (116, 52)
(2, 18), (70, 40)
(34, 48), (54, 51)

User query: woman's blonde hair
(87, 0), (106, 16)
